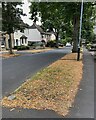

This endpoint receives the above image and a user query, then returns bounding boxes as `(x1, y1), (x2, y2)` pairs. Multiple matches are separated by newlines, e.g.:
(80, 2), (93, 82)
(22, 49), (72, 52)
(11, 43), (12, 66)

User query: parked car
(58, 43), (64, 47)
(66, 43), (71, 47)
(89, 44), (96, 51)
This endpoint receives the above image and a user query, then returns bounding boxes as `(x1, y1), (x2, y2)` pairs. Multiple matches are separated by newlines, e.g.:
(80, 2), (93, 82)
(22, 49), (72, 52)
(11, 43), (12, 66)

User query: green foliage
(29, 2), (95, 52)
(46, 40), (56, 48)
(59, 39), (66, 45)
(17, 45), (30, 51)
(2, 2), (25, 33)
(13, 46), (19, 49)
(29, 3), (70, 40)
(66, 37), (72, 43)
(86, 43), (92, 50)
(33, 42), (43, 47)
(29, 42), (45, 49)
(29, 2), (39, 23)
(2, 2), (26, 54)
(59, 37), (72, 46)
(82, 3), (95, 43)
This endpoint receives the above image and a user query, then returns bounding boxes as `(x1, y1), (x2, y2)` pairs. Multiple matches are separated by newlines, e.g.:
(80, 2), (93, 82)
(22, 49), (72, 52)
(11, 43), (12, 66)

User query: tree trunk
(55, 32), (59, 48)
(9, 33), (13, 54)
(72, 15), (80, 53)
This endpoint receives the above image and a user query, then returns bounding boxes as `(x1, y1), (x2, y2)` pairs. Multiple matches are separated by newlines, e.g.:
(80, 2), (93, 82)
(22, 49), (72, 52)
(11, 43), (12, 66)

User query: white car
(66, 43), (71, 47)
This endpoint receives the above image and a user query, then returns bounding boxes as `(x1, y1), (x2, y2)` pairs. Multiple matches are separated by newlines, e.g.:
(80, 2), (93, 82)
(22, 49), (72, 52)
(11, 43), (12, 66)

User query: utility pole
(77, 0), (83, 61)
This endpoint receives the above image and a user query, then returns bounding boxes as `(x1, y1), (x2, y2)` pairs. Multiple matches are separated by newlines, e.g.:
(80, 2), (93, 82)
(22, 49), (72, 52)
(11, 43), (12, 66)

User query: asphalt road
(2, 47), (71, 118)
(2, 48), (71, 96)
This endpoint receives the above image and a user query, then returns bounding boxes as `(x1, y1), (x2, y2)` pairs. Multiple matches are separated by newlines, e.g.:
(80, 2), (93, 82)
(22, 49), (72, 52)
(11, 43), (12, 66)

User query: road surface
(2, 47), (71, 118)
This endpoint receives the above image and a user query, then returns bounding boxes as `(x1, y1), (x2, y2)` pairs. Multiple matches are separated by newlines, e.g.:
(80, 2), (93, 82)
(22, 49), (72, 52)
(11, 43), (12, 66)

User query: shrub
(17, 45), (30, 50)
(46, 40), (56, 47)
(66, 37), (72, 43)
(30, 42), (44, 49)
(28, 42), (35, 46)
(13, 46), (19, 49)
(59, 39), (66, 46)
(86, 43), (92, 50)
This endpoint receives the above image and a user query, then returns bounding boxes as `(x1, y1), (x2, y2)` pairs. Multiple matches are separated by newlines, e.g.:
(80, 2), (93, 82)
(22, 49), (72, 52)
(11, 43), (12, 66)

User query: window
(22, 39), (24, 44)
(1, 37), (5, 45)
(25, 39), (27, 44)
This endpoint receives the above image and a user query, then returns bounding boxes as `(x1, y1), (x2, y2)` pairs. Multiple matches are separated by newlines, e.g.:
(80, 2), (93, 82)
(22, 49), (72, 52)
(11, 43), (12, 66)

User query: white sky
(21, 0), (41, 26)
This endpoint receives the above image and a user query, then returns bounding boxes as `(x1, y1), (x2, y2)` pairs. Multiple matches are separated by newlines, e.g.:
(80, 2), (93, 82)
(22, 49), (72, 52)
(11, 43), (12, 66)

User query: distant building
(0, 23), (56, 50)
(14, 23), (56, 47)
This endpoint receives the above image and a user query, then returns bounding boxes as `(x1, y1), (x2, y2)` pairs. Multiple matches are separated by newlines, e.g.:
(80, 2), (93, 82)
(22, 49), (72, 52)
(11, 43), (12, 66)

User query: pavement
(1, 47), (94, 118)
(66, 48), (94, 118)
(94, 58), (96, 119)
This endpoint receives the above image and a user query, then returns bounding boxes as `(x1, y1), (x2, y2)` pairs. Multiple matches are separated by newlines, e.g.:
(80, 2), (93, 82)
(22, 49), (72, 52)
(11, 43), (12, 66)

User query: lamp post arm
(78, 0), (84, 47)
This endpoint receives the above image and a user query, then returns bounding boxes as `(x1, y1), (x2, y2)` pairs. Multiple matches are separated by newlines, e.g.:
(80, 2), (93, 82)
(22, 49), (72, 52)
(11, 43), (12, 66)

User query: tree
(30, 2), (69, 48)
(2, 2), (25, 54)
(29, 2), (95, 51)
(82, 3), (96, 43)
(63, 3), (81, 52)
(0, 2), (2, 31)
(60, 2), (95, 51)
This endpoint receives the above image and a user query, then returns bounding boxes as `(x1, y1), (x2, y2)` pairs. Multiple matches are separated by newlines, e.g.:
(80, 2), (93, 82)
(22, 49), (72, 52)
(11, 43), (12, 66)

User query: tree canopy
(29, 2), (95, 52)
(2, 2), (26, 53)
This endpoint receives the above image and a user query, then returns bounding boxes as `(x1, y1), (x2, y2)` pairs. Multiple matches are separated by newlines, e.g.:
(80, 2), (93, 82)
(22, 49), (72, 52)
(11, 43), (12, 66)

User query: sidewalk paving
(66, 48), (94, 118)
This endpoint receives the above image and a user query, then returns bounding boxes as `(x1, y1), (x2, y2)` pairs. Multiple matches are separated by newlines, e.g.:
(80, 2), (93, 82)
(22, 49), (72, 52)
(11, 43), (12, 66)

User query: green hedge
(17, 45), (30, 50)
(13, 46), (19, 49)
(46, 40), (56, 47)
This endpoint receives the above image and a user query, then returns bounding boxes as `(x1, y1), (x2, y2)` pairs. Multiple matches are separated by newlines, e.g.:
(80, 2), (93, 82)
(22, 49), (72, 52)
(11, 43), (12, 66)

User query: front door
(16, 39), (18, 46)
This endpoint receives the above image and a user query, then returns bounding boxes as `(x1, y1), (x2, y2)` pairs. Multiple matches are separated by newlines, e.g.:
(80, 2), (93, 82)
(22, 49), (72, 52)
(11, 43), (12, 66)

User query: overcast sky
(21, 0), (41, 26)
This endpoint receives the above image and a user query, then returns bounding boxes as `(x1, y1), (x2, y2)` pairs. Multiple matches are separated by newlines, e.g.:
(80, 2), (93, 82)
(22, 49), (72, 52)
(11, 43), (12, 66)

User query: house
(0, 23), (56, 51)
(14, 23), (56, 47)
(14, 30), (28, 46)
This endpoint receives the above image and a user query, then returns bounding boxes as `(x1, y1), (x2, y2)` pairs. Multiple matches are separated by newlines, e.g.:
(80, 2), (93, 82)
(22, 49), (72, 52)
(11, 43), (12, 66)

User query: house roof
(45, 32), (52, 35)
(20, 35), (27, 39)
(45, 31), (56, 36)
(28, 23), (56, 36)
(29, 23), (44, 34)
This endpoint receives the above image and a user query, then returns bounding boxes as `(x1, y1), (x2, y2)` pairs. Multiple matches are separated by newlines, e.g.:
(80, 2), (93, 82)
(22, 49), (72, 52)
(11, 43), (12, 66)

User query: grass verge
(0, 53), (20, 59)
(1, 53), (83, 116)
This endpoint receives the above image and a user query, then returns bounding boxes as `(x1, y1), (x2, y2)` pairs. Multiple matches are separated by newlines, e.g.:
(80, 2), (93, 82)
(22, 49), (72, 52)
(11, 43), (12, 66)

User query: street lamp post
(77, 0), (83, 61)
